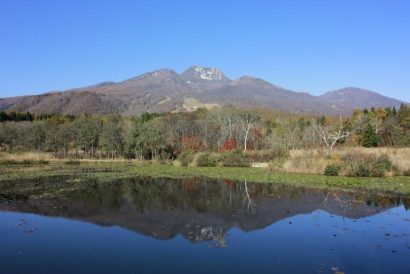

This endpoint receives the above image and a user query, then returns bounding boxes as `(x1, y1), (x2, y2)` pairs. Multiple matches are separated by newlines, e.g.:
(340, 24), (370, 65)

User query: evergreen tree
(360, 124), (379, 147)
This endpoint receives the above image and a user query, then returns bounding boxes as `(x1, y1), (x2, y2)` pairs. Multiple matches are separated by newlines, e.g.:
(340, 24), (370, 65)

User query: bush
(353, 163), (370, 177)
(324, 164), (341, 176)
(373, 154), (392, 171)
(196, 153), (217, 167)
(369, 154), (393, 177)
(154, 151), (172, 164)
(222, 150), (251, 167)
(344, 153), (393, 177)
(178, 151), (195, 166)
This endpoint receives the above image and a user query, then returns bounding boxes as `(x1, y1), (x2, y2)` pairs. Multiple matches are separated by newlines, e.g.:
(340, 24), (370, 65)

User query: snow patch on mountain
(193, 66), (224, 81)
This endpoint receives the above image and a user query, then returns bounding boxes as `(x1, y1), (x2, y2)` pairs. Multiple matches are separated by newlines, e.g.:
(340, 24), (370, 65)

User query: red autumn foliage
(221, 138), (237, 151)
(181, 136), (201, 151)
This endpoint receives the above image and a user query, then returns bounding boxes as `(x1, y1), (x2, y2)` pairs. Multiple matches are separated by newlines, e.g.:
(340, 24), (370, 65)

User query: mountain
(180, 66), (229, 83)
(320, 87), (404, 110)
(0, 66), (406, 115)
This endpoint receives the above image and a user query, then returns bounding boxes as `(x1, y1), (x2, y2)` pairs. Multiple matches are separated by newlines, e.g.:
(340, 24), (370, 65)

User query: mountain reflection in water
(0, 176), (407, 244)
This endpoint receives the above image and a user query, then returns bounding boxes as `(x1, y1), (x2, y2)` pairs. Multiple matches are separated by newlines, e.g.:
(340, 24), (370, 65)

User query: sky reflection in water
(0, 177), (409, 274)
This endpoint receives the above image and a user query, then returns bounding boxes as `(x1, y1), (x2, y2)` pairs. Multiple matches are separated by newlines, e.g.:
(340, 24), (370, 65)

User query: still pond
(0, 177), (409, 274)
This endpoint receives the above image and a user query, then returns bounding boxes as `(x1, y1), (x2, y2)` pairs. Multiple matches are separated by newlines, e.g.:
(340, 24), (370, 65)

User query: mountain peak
(181, 65), (228, 81)
(122, 68), (178, 83)
(320, 87), (403, 109)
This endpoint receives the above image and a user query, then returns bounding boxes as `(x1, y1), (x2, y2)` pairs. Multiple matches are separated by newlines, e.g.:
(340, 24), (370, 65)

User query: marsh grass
(276, 147), (410, 176)
(0, 151), (132, 164)
(0, 152), (54, 163)
(1, 147), (409, 179)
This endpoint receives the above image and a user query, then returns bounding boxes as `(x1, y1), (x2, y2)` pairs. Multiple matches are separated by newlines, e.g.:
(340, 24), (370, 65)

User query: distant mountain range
(0, 66), (406, 115)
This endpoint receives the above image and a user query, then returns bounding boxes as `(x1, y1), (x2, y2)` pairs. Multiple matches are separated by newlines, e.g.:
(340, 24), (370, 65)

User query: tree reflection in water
(0, 176), (408, 244)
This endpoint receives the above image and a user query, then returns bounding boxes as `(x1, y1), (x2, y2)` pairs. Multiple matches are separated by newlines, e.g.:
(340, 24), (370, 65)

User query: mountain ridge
(0, 66), (406, 116)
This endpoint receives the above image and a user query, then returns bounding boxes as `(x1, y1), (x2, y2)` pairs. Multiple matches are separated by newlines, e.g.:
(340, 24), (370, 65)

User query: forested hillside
(1, 105), (409, 161)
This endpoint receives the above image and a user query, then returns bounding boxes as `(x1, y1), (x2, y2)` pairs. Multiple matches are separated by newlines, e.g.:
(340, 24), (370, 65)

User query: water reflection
(0, 177), (408, 243)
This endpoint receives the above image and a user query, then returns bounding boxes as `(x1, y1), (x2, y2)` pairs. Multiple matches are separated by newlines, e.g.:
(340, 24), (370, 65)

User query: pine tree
(360, 124), (379, 147)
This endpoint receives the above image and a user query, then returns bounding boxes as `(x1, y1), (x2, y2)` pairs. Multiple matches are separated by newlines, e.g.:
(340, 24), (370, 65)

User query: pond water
(0, 177), (409, 274)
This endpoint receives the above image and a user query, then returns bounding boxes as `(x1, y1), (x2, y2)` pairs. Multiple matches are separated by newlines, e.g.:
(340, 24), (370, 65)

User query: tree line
(0, 104), (409, 159)
(0, 111), (34, 122)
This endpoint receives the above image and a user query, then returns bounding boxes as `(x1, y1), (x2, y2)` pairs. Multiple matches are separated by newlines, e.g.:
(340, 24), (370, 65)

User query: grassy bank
(1, 147), (410, 175)
(0, 161), (410, 194)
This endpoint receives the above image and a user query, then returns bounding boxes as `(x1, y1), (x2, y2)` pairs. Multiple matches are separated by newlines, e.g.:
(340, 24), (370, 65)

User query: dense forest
(0, 104), (409, 160)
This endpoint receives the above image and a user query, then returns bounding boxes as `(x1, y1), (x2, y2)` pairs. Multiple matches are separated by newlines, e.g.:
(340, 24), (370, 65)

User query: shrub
(196, 153), (217, 167)
(178, 151), (195, 166)
(324, 164), (341, 176)
(353, 163), (370, 177)
(344, 153), (392, 177)
(221, 138), (238, 151)
(222, 150), (251, 167)
(369, 155), (393, 177)
(153, 151), (172, 164)
(373, 154), (392, 171)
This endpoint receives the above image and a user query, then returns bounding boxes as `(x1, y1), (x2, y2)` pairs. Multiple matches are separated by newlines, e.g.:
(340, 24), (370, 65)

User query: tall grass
(1, 147), (409, 176)
(0, 151), (130, 164)
(274, 147), (410, 176)
(0, 152), (54, 163)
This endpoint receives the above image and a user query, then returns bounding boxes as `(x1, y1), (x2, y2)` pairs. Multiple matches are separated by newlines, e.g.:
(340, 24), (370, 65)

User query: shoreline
(1, 161), (410, 195)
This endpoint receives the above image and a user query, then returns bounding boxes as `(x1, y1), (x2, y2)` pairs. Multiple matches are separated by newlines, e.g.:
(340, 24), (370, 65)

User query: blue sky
(1, 0), (409, 101)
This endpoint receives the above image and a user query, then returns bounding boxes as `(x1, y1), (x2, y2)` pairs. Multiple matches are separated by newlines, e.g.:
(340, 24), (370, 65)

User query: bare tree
(243, 181), (255, 214)
(312, 116), (350, 155)
(239, 112), (260, 152)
